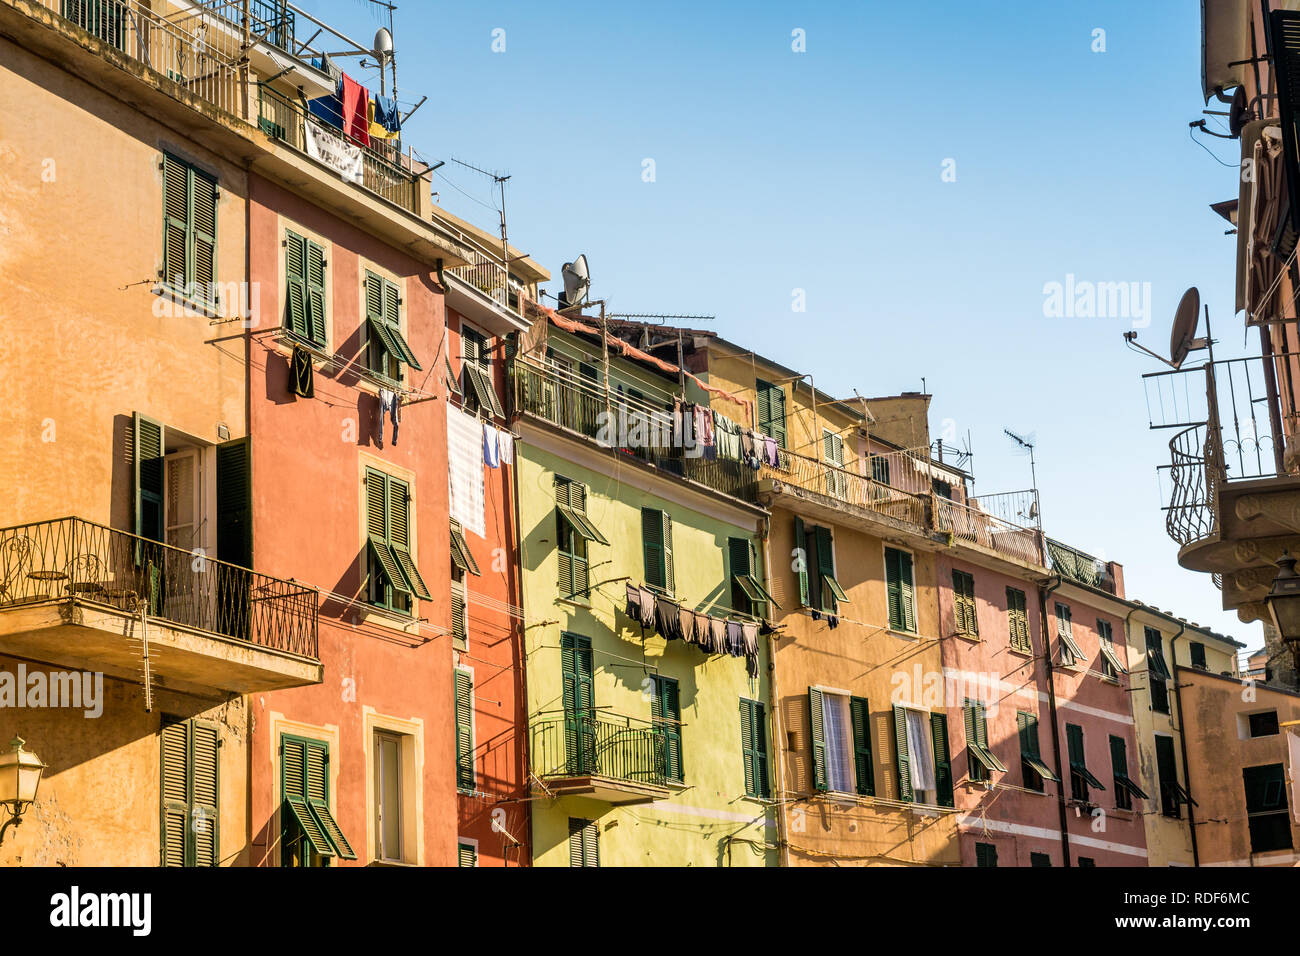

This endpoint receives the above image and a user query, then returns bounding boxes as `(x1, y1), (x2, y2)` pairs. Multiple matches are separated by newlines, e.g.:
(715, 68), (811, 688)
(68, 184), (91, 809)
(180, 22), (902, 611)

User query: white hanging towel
(447, 406), (485, 537)
(483, 422), (500, 468)
(498, 429), (515, 466)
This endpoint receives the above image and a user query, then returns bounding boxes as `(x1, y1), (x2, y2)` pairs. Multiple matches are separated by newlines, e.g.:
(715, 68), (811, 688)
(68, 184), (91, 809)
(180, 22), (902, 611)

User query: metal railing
(443, 227), (522, 317)
(0, 517), (319, 659)
(511, 357), (759, 504)
(934, 497), (1044, 565)
(1146, 355), (1289, 547)
(199, 0), (295, 51)
(257, 84), (420, 214)
(530, 711), (667, 787)
(760, 446), (929, 526)
(1046, 538), (1115, 593)
(38, 0), (246, 116)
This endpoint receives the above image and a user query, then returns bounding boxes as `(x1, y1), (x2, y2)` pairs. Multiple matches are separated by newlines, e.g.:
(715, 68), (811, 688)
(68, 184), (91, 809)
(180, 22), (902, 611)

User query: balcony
(511, 357), (760, 506)
(1045, 538), (1116, 594)
(0, 517), (321, 694)
(529, 710), (670, 805)
(256, 83), (422, 215)
(442, 229), (529, 335)
(757, 445), (930, 528)
(1146, 355), (1300, 619)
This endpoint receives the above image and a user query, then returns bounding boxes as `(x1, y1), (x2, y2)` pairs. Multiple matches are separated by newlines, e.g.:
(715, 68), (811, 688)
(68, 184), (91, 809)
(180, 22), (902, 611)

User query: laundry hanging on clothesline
(624, 582), (761, 678)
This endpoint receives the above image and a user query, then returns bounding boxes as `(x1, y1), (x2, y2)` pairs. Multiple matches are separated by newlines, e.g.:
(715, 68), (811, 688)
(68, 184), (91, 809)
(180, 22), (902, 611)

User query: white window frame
(374, 729), (405, 863)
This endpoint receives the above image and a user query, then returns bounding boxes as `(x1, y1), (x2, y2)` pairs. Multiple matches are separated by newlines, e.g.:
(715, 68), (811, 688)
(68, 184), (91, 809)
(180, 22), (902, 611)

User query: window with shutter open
(952, 570), (978, 636)
(651, 676), (683, 783)
(280, 733), (355, 865)
(1006, 587), (1030, 652)
(556, 477), (602, 599)
(364, 270), (421, 381)
(1016, 710), (1059, 790)
(1110, 734), (1148, 809)
(364, 468), (428, 612)
(1056, 603), (1084, 665)
(729, 536), (779, 617)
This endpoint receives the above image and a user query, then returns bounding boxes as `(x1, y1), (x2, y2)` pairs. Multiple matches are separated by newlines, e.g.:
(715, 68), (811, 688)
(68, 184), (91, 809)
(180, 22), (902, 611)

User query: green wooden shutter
(451, 584), (467, 646)
(729, 536), (752, 613)
(976, 842), (998, 867)
(756, 379), (787, 449)
(568, 817), (599, 867)
(793, 515), (809, 607)
(642, 508), (666, 591)
(931, 711), (953, 807)
(814, 525), (835, 612)
(387, 477), (431, 600)
(1109, 734), (1128, 782)
(654, 677), (682, 782)
(892, 705), (913, 802)
(808, 688), (828, 791)
(1067, 723), (1084, 765)
(191, 166), (217, 295)
(898, 550), (916, 632)
(306, 240), (327, 345)
(850, 696), (875, 796)
(216, 438), (252, 568)
(662, 511), (674, 595)
(740, 699), (769, 799)
(162, 154), (189, 289)
(455, 669), (474, 790)
(458, 842), (478, 867)
(885, 548), (902, 630)
(365, 271), (388, 375)
(160, 720), (189, 867)
(285, 231), (308, 338)
(561, 633), (594, 773)
(191, 720), (220, 867)
(133, 412), (164, 543)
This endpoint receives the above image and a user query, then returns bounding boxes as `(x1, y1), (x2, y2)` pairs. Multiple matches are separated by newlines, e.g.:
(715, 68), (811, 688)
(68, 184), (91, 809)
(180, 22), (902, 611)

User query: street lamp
(0, 737), (46, 845)
(1265, 552), (1300, 660)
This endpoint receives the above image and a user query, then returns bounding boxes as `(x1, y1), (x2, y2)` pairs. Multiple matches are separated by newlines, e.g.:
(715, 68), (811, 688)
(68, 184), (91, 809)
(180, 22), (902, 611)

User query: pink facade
(938, 553), (1148, 867)
(244, 173), (457, 866)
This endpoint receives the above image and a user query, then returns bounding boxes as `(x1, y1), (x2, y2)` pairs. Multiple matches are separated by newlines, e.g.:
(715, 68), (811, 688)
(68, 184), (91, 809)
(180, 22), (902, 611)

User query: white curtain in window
(906, 708), (936, 793)
(823, 695), (853, 793)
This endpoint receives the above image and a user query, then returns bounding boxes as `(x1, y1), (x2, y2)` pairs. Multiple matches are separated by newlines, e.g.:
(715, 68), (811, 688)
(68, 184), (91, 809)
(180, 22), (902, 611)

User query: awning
(1201, 0), (1252, 102)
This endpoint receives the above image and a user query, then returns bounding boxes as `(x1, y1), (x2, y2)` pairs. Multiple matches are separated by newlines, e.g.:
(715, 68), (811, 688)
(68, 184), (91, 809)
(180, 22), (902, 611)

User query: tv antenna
(1004, 428), (1042, 526)
(449, 156), (513, 275)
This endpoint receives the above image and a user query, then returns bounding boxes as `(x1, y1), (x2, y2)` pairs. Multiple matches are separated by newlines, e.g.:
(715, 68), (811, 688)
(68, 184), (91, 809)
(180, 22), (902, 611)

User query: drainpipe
(1167, 619), (1200, 866)
(758, 515), (790, 868)
(505, 334), (531, 867)
(1038, 575), (1071, 866)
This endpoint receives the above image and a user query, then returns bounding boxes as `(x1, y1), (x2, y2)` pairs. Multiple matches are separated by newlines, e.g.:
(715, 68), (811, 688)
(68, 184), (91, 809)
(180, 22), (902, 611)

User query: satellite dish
(1170, 287), (1204, 369)
(373, 27), (394, 59)
(1229, 86), (1251, 138)
(559, 255), (590, 309)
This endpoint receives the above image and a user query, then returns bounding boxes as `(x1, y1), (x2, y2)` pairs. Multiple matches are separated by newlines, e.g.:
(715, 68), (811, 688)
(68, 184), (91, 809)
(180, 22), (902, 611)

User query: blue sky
(313, 0), (1256, 651)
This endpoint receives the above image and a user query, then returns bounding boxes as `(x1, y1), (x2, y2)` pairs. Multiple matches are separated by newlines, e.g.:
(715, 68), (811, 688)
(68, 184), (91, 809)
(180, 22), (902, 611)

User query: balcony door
(561, 633), (596, 775)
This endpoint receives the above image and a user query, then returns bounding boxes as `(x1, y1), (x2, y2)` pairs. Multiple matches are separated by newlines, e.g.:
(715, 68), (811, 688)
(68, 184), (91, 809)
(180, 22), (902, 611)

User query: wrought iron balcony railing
(0, 517), (319, 660)
(1145, 355), (1289, 548)
(530, 711), (668, 787)
(511, 357), (759, 505)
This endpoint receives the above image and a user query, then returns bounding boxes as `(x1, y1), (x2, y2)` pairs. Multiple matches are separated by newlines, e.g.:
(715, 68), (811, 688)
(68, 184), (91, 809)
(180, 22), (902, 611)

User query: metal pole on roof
(676, 329), (686, 392)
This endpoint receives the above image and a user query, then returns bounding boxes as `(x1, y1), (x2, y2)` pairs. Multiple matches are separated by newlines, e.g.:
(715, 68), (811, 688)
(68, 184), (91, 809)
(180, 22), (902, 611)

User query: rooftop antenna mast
(450, 156), (512, 276)
(1004, 428), (1042, 529)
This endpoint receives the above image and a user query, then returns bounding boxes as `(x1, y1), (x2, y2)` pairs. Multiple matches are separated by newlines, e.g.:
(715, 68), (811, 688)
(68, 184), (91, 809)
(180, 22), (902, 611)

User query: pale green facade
(514, 341), (777, 866)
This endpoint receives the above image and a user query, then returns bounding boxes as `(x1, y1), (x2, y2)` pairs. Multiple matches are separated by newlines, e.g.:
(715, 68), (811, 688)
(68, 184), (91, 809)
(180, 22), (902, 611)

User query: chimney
(1106, 561), (1125, 599)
